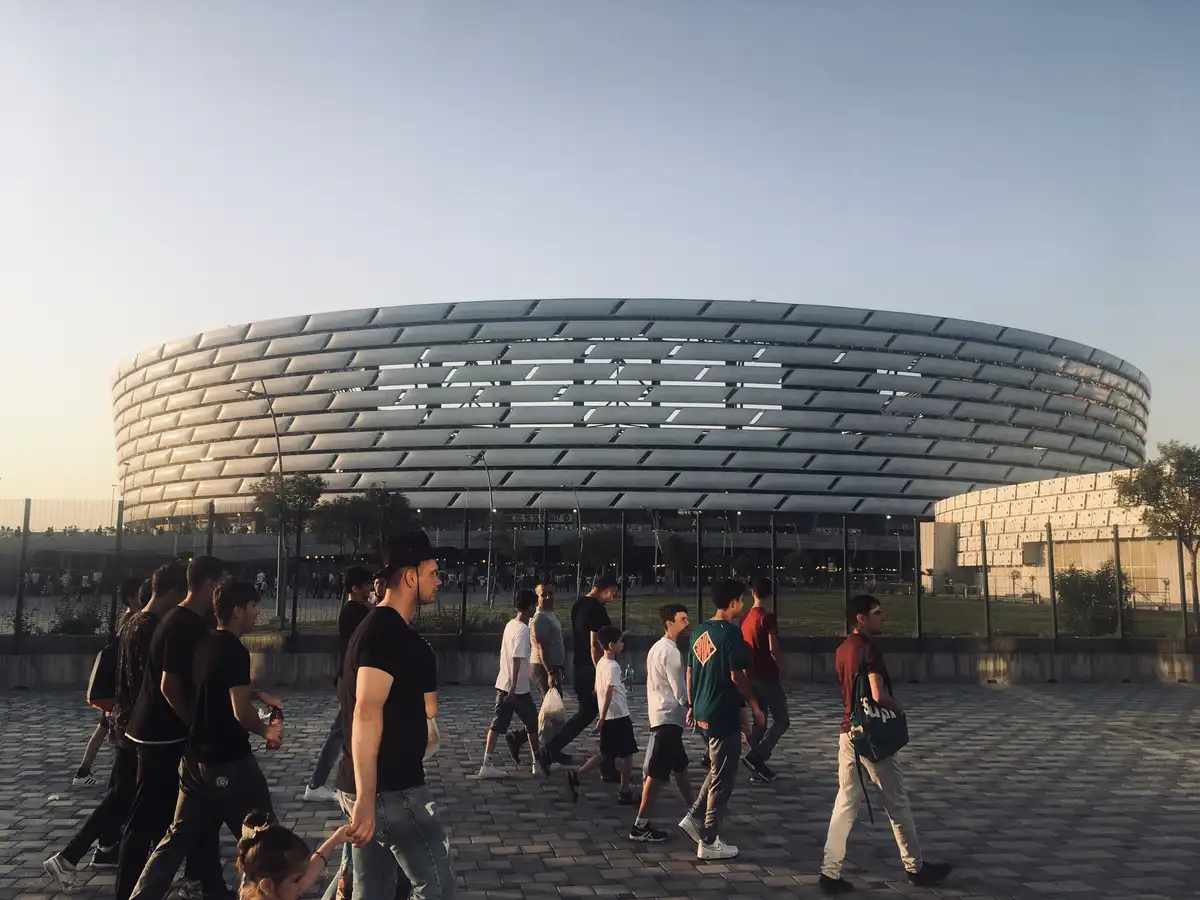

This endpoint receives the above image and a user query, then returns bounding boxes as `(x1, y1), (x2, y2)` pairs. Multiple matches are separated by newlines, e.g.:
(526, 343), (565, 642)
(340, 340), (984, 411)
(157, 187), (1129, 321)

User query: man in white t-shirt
(633, 603), (696, 842)
(478, 590), (543, 779)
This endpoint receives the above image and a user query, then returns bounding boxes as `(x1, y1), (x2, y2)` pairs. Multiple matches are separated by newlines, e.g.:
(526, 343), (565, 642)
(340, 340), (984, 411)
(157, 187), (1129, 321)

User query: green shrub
(1056, 560), (1133, 637)
(49, 596), (105, 635)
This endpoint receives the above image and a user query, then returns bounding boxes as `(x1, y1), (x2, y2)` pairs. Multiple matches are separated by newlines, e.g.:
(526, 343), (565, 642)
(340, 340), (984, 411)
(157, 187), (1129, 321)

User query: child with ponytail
(236, 811), (349, 900)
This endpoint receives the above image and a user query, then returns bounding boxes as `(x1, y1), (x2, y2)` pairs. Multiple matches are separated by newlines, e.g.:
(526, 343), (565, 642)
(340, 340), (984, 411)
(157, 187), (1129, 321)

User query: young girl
(237, 811), (350, 900)
(567, 625), (638, 804)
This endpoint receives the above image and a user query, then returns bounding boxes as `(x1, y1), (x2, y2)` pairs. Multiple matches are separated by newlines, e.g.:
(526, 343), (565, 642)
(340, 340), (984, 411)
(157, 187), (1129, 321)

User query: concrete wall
(2, 633), (1196, 690)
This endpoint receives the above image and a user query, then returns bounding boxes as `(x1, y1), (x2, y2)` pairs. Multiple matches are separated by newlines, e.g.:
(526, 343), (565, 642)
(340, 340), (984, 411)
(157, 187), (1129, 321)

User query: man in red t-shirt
(739, 578), (789, 783)
(818, 595), (951, 895)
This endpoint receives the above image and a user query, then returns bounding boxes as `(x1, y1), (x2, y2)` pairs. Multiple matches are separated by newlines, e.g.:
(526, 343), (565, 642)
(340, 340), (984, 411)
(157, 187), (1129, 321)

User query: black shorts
(598, 716), (638, 760)
(489, 690), (539, 735)
(644, 724), (689, 779)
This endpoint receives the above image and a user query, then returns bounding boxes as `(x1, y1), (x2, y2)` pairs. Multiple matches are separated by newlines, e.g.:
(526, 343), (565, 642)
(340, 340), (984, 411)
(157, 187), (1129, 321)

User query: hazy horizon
(3, 1), (1197, 499)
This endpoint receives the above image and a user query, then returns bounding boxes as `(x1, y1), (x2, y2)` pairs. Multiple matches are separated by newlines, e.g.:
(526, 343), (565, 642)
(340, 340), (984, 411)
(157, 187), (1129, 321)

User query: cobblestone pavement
(1, 683), (1198, 900)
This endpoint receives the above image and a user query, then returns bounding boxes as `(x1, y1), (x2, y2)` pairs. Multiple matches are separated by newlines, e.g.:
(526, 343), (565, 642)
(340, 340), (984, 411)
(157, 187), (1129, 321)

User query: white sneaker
(677, 814), (702, 844)
(476, 762), (506, 779)
(532, 762), (547, 779)
(71, 772), (100, 788)
(303, 785), (337, 802)
(697, 836), (739, 860)
(43, 854), (76, 892)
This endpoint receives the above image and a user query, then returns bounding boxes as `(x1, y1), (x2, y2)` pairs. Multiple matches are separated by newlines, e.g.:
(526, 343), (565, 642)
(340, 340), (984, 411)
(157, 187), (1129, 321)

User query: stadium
(105, 298), (1148, 580)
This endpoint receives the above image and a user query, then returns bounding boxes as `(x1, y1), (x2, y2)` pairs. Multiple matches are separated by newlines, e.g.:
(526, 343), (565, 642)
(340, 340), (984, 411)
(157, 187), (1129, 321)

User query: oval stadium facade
(111, 299), (1149, 523)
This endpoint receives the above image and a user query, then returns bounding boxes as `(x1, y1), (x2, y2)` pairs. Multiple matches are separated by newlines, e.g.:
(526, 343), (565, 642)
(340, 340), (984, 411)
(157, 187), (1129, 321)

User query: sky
(1, 1), (1197, 501)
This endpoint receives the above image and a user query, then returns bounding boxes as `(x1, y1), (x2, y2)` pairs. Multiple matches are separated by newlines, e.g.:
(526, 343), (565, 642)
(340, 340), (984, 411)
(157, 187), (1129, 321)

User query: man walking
(741, 577), (789, 782)
(539, 575), (618, 774)
(116, 556), (226, 900)
(509, 583), (568, 762)
(631, 604), (694, 843)
(679, 579), (764, 861)
(43, 564), (188, 892)
(304, 566), (374, 802)
(818, 595), (951, 894)
(478, 590), (543, 778)
(339, 531), (455, 900)
(129, 580), (283, 900)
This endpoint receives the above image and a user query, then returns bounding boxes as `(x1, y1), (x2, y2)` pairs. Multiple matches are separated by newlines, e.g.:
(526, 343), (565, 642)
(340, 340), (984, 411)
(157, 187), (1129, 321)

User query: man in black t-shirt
(539, 575), (618, 774)
(43, 564), (188, 893)
(338, 531), (454, 900)
(116, 556), (226, 900)
(129, 579), (282, 900)
(303, 565), (373, 802)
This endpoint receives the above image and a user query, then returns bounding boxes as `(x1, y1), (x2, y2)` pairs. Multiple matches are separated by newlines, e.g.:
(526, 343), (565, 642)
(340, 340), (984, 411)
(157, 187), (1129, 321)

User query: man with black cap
(539, 574), (620, 779)
(338, 530), (454, 900)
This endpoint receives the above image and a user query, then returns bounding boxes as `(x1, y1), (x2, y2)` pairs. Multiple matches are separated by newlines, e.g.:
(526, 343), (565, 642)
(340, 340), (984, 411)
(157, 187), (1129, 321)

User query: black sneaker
(552, 750), (574, 765)
(566, 770), (580, 803)
(90, 844), (119, 868)
(818, 874), (854, 894)
(505, 731), (523, 765)
(908, 862), (952, 887)
(617, 788), (635, 806)
(742, 753), (775, 783)
(536, 748), (553, 772)
(629, 823), (669, 843)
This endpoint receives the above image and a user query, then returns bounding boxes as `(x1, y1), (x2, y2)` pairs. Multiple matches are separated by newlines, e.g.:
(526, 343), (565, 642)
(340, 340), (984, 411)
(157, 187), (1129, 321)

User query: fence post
(541, 508), (549, 585)
(290, 511), (303, 644)
(842, 517), (852, 632)
(769, 513), (777, 615)
(694, 512), (703, 624)
(1046, 522), (1059, 642)
(1112, 524), (1124, 641)
(109, 501), (125, 635)
(205, 501), (215, 556)
(980, 520), (992, 640)
(460, 509), (469, 637)
(913, 517), (923, 640)
(619, 511), (628, 632)
(1178, 535), (1189, 639)
(12, 499), (32, 650)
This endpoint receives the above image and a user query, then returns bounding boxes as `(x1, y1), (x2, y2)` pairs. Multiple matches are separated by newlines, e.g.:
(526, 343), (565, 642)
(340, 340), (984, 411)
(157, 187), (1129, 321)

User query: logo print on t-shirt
(692, 630), (716, 666)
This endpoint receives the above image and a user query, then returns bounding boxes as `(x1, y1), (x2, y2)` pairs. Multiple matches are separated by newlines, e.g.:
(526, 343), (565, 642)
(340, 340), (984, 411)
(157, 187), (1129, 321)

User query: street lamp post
(468, 452), (495, 606)
(240, 382), (287, 625)
(563, 482), (583, 598)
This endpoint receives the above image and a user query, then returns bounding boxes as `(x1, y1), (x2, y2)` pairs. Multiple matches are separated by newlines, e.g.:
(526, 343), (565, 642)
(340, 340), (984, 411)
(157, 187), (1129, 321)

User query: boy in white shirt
(478, 591), (543, 778)
(566, 625), (638, 805)
(632, 604), (696, 842)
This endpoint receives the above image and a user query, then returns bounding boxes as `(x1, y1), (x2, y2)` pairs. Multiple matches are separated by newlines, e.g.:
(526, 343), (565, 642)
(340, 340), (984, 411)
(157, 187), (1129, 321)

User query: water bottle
(624, 663), (635, 682)
(265, 706), (284, 750)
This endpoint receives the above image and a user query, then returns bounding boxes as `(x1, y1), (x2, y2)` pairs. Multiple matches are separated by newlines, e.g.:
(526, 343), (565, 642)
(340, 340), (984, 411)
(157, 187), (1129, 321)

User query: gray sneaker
(43, 853), (76, 893)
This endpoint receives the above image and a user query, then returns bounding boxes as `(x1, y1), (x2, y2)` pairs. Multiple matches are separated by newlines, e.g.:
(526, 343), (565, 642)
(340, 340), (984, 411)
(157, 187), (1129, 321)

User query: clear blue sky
(1, 1), (1197, 499)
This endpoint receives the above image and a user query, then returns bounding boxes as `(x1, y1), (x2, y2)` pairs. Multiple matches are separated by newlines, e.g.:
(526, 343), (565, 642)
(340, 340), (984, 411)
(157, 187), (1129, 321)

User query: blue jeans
(309, 712), (343, 789)
(337, 787), (455, 900)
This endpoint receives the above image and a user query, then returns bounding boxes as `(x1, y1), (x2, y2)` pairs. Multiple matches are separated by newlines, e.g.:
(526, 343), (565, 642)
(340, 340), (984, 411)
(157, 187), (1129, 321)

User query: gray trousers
(309, 711), (343, 789)
(748, 678), (790, 761)
(337, 787), (455, 900)
(687, 731), (741, 844)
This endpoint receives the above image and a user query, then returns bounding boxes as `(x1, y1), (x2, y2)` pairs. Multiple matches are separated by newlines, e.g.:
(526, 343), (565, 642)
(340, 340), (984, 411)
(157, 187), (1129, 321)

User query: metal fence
(2, 499), (1195, 641)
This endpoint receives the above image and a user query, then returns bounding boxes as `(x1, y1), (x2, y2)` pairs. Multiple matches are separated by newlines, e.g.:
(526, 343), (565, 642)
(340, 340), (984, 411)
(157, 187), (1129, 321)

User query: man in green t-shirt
(682, 579), (764, 861)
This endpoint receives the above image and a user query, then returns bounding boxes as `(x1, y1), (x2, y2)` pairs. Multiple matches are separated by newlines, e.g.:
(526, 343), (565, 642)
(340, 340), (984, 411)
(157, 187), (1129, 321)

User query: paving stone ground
(1, 683), (1198, 900)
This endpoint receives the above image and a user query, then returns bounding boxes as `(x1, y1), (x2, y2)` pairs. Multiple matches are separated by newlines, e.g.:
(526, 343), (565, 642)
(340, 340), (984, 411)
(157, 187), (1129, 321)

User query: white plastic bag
(538, 687), (567, 744)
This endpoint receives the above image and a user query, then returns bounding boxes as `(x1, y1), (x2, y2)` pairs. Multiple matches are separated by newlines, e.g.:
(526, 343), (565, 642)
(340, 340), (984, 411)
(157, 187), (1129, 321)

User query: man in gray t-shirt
(530, 583), (565, 694)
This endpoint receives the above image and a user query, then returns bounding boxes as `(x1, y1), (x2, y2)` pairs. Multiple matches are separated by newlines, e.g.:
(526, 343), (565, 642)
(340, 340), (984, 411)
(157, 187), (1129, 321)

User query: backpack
(86, 637), (119, 712)
(847, 643), (908, 764)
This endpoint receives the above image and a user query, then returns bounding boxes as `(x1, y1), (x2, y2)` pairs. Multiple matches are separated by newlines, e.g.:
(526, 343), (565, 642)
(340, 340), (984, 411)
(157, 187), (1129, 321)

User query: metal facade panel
(114, 299), (1148, 520)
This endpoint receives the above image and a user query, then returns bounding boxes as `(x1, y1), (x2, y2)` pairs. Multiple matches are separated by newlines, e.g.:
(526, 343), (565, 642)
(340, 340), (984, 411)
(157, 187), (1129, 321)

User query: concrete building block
(1005, 518), (1026, 534)
(1011, 498), (1033, 516)
(1061, 492), (1088, 511)
(1049, 511), (1078, 530)
(997, 484), (1018, 501)
(1039, 478), (1067, 496)
(992, 501), (1011, 518)
(1033, 496), (1057, 515)
(1064, 473), (1098, 494)
(965, 535), (982, 552)
(1096, 471), (1118, 490)
(980, 487), (998, 505)
(1017, 482), (1041, 499)
(965, 492), (980, 507)
(962, 551), (980, 566)
(962, 521), (979, 537)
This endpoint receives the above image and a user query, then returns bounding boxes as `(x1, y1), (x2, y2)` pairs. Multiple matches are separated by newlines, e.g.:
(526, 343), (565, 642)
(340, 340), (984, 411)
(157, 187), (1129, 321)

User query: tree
(734, 550), (764, 577)
(582, 528), (624, 577)
(250, 473), (328, 545)
(659, 533), (694, 591)
(1114, 441), (1200, 615)
(360, 487), (418, 546)
(1056, 560), (1133, 637)
(310, 496), (364, 556)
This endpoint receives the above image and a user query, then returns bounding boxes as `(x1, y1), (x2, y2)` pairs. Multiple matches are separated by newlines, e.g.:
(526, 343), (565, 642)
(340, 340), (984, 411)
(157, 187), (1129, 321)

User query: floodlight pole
(242, 381), (287, 625)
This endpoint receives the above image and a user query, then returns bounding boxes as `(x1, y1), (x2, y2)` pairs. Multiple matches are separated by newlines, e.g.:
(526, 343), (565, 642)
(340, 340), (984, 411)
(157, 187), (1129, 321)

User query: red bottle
(265, 706), (283, 750)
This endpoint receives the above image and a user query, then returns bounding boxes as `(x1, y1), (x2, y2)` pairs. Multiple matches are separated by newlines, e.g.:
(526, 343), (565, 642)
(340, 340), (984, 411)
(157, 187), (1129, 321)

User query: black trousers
(129, 751), (274, 900)
(62, 741), (138, 865)
(116, 742), (223, 900)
